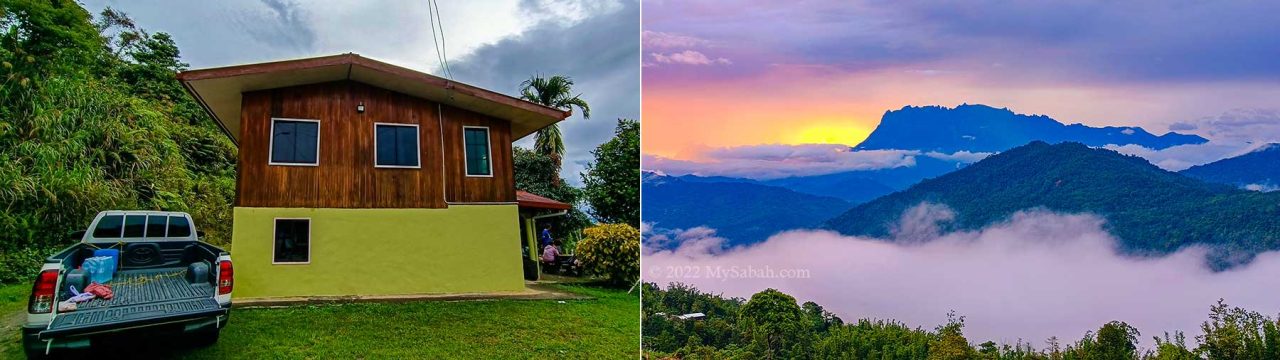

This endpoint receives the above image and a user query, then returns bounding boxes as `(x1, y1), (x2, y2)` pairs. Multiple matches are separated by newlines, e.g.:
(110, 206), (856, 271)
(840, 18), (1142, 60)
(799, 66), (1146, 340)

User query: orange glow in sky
(642, 63), (1280, 160)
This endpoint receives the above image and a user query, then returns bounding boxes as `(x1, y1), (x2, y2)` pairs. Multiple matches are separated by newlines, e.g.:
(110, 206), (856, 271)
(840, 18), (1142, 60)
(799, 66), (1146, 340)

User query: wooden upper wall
(237, 81), (515, 208)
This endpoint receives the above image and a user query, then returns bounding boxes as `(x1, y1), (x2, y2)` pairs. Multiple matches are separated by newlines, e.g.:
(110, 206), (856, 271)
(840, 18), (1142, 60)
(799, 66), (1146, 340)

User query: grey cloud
(243, 0), (317, 51)
(449, 0), (639, 185)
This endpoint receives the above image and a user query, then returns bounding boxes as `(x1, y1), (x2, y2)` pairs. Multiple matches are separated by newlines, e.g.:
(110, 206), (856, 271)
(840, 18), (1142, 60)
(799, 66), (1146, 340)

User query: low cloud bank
(644, 205), (1280, 346)
(1111, 108), (1280, 171)
(1106, 141), (1272, 171)
(643, 144), (990, 180)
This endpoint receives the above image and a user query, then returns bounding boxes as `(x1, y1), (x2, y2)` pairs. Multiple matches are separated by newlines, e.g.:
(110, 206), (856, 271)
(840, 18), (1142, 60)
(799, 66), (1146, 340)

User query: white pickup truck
(21, 211), (233, 359)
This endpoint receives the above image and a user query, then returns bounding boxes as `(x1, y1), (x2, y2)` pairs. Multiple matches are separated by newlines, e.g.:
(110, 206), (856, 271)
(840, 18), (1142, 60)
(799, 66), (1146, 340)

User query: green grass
(1, 283), (639, 359)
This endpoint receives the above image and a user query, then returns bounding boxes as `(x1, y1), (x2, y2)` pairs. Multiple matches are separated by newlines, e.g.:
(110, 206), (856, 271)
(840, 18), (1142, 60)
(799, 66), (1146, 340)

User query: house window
(269, 118), (320, 165)
(273, 219), (310, 264)
(463, 126), (492, 176)
(374, 123), (420, 168)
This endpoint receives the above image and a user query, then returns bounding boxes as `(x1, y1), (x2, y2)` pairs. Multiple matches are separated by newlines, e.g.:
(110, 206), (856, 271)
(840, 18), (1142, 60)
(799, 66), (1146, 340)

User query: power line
(427, 0), (452, 79)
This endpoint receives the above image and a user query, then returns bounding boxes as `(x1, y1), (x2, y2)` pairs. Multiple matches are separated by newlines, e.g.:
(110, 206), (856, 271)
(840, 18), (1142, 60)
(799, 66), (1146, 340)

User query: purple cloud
(650, 50), (731, 66)
(644, 1), (1280, 83)
(643, 144), (991, 180)
(642, 30), (711, 49)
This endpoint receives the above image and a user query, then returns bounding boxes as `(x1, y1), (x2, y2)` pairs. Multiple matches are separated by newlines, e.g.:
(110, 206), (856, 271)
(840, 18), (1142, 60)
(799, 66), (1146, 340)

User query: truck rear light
(28, 269), (59, 313)
(217, 260), (233, 295)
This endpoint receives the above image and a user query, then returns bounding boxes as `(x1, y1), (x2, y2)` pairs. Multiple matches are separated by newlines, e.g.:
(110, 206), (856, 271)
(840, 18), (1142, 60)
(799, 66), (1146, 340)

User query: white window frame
(268, 118), (321, 166)
(462, 126), (494, 177)
(373, 122), (422, 169)
(271, 218), (312, 265)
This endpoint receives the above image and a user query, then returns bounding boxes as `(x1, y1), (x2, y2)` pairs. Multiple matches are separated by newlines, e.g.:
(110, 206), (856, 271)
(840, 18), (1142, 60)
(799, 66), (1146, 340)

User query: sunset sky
(642, 1), (1280, 161)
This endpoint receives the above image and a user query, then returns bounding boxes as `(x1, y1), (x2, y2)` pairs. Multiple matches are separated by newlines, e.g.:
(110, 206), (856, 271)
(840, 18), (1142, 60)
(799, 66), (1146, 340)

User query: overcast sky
(82, 0), (639, 185)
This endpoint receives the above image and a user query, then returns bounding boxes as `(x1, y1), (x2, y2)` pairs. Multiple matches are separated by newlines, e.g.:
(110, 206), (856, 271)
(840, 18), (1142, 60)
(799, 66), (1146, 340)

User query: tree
(1093, 321), (1139, 360)
(0, 3), (235, 283)
(1198, 299), (1280, 360)
(928, 311), (976, 360)
(513, 147), (590, 238)
(738, 289), (811, 359)
(582, 118), (638, 227)
(518, 74), (590, 171)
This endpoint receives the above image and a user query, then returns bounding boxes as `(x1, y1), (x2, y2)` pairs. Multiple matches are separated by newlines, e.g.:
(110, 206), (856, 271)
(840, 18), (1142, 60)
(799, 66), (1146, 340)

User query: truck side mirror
(69, 230), (86, 241)
(196, 230), (206, 239)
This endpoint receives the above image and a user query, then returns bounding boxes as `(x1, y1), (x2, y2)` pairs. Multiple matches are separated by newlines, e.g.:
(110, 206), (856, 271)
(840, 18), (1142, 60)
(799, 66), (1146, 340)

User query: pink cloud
(642, 30), (710, 49)
(650, 50), (731, 66)
(642, 144), (989, 180)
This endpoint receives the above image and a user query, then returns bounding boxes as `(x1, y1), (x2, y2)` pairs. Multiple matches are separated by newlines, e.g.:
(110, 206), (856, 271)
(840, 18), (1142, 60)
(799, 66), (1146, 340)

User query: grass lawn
(1, 282), (639, 359)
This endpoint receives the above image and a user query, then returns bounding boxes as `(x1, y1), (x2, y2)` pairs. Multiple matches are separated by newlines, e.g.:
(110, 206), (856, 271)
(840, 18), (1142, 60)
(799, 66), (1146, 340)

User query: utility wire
(427, 0), (453, 79)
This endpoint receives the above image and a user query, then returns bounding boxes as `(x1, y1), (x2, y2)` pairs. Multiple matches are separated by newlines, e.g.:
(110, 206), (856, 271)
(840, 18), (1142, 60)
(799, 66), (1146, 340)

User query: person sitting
(541, 239), (561, 264)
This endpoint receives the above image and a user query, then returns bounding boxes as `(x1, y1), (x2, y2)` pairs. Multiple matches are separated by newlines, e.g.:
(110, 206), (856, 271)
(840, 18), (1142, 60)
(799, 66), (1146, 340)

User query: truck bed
(42, 268), (223, 339)
(73, 269), (214, 310)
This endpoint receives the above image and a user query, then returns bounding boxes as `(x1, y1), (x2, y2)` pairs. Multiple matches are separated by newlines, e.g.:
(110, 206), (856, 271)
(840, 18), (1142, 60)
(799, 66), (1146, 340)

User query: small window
(375, 123), (420, 168)
(463, 127), (492, 176)
(145, 215), (167, 238)
(93, 215), (124, 238)
(270, 119), (320, 165)
(168, 216), (191, 238)
(122, 215), (146, 238)
(274, 219), (310, 264)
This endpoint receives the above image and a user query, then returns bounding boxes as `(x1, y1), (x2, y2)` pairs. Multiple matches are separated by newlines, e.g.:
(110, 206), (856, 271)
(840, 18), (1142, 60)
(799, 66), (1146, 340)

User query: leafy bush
(574, 223), (639, 285)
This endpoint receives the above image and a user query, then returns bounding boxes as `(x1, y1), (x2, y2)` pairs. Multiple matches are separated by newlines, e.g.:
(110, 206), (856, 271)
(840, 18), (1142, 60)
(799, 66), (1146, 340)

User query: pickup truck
(21, 211), (233, 358)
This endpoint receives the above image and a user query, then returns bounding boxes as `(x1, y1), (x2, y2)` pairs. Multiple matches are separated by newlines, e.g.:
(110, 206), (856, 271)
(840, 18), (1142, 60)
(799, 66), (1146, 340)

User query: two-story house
(178, 53), (570, 298)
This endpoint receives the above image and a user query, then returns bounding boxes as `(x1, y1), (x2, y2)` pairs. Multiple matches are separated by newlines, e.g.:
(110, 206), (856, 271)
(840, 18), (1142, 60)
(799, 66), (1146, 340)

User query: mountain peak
(856, 104), (1206, 153)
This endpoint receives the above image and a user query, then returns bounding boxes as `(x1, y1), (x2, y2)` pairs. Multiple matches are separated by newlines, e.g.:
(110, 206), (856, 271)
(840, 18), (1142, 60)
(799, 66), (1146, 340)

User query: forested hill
(824, 141), (1280, 269)
(1180, 144), (1280, 190)
(0, 2), (237, 283)
(642, 173), (852, 248)
(854, 104), (1206, 153)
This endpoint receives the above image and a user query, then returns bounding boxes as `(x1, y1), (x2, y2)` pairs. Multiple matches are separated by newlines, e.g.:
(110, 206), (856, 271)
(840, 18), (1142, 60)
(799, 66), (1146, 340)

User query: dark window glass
(122, 215), (146, 238)
(464, 128), (491, 176)
(168, 216), (191, 237)
(375, 124), (419, 167)
(274, 219), (310, 263)
(93, 215), (124, 238)
(145, 215), (167, 238)
(270, 120), (319, 164)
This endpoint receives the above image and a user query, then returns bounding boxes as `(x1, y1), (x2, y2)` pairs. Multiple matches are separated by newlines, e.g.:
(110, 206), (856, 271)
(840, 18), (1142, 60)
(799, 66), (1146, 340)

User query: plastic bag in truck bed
(82, 256), (116, 284)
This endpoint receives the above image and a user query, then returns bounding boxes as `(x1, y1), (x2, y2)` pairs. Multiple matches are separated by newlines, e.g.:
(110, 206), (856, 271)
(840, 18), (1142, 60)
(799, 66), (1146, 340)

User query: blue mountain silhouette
(855, 104), (1206, 153)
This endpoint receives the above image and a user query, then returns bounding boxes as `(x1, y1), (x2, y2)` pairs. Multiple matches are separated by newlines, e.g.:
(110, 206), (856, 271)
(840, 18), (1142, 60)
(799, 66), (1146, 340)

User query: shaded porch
(516, 190), (573, 281)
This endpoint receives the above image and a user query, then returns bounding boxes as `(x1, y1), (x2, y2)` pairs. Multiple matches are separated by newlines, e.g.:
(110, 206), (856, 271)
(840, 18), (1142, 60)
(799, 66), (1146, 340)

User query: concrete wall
(230, 205), (525, 298)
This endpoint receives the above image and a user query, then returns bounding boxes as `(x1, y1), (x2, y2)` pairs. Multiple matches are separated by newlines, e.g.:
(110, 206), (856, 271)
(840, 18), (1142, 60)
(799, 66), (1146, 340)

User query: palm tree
(519, 75), (590, 170)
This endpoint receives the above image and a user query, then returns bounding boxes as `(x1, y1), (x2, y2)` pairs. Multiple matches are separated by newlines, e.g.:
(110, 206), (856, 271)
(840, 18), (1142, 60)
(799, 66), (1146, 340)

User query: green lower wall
(230, 205), (525, 298)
